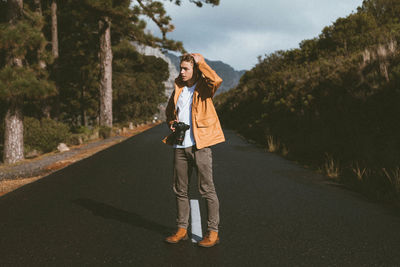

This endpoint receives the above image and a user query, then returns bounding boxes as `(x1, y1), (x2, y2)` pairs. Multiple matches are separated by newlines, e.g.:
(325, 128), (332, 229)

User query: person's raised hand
(191, 53), (204, 64)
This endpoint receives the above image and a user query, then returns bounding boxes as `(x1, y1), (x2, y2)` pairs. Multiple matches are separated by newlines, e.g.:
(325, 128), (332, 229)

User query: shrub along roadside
(24, 117), (71, 154)
(23, 117), (121, 156)
(215, 0), (400, 203)
(99, 126), (112, 139)
(216, 51), (400, 203)
(18, 117), (156, 161)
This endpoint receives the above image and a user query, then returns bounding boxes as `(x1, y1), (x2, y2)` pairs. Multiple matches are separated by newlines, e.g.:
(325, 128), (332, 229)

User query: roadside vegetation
(215, 0), (400, 202)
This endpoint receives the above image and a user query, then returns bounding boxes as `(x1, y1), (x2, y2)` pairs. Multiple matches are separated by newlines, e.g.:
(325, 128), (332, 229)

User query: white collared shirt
(174, 83), (197, 148)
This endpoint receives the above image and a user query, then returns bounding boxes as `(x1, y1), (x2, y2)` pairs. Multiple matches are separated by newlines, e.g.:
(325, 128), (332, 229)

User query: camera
(172, 121), (190, 145)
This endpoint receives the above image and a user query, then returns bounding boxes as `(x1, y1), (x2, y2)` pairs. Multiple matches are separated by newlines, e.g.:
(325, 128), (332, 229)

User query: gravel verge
(0, 135), (125, 181)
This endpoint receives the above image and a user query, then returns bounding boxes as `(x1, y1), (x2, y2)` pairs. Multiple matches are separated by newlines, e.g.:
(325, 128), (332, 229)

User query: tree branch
(136, 0), (168, 40)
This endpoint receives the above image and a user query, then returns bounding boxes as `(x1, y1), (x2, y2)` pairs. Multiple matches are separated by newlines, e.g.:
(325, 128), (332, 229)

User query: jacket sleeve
(197, 58), (223, 97)
(165, 90), (176, 127)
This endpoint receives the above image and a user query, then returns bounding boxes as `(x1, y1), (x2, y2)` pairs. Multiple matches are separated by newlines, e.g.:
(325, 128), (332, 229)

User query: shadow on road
(73, 198), (173, 236)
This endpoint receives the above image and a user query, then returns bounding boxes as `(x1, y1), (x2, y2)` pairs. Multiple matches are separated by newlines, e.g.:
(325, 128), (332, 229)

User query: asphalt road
(1, 124), (400, 266)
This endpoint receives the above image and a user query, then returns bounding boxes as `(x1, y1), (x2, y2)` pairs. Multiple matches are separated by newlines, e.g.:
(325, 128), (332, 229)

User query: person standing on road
(162, 53), (225, 248)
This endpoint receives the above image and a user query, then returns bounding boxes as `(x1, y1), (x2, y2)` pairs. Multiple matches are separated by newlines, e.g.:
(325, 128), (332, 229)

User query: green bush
(99, 126), (112, 139)
(24, 117), (71, 153)
(67, 126), (95, 145)
(71, 125), (92, 136)
(67, 133), (84, 146)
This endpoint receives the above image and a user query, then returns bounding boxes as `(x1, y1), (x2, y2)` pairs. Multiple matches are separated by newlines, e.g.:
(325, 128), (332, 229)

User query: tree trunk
(34, 0), (51, 118)
(34, 0), (42, 15)
(3, 104), (24, 164)
(7, 0), (23, 23)
(3, 0), (24, 164)
(81, 86), (88, 126)
(34, 0), (47, 69)
(51, 0), (59, 59)
(47, 0), (59, 119)
(99, 16), (113, 127)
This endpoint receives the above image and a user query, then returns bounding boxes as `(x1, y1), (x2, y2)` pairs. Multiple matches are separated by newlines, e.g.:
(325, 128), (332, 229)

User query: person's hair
(180, 53), (199, 80)
(180, 53), (195, 65)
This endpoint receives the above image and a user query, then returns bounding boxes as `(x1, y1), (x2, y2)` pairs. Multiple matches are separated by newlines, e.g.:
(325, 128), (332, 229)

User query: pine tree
(84, 0), (220, 127)
(112, 40), (169, 122)
(2, 0), (24, 164)
(0, 0), (55, 163)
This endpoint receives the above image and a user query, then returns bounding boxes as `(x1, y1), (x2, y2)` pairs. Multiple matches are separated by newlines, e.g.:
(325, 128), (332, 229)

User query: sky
(144, 0), (365, 70)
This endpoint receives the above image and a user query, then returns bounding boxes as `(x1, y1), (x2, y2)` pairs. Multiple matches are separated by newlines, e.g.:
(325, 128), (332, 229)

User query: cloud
(143, 0), (364, 70)
(193, 31), (305, 70)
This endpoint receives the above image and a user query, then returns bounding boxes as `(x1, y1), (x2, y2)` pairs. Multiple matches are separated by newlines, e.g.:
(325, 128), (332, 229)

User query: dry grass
(281, 144), (289, 157)
(265, 135), (288, 156)
(0, 122), (159, 197)
(351, 162), (370, 181)
(266, 136), (280, 153)
(382, 167), (400, 193)
(324, 154), (340, 179)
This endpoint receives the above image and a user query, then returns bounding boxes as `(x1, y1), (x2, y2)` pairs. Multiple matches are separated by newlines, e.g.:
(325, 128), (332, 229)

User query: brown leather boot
(165, 228), (188, 244)
(198, 230), (219, 247)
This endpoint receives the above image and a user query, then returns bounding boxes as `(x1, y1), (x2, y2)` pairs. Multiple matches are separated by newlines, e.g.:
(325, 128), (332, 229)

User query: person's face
(180, 61), (194, 82)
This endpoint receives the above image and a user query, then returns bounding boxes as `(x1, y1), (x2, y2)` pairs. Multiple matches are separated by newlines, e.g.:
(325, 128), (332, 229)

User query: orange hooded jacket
(162, 57), (225, 149)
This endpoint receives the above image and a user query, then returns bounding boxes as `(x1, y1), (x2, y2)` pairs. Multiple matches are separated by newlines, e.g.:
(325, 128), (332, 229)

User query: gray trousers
(173, 146), (219, 232)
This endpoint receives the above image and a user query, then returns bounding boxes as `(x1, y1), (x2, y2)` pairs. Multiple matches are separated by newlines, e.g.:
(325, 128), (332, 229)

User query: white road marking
(190, 199), (203, 243)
